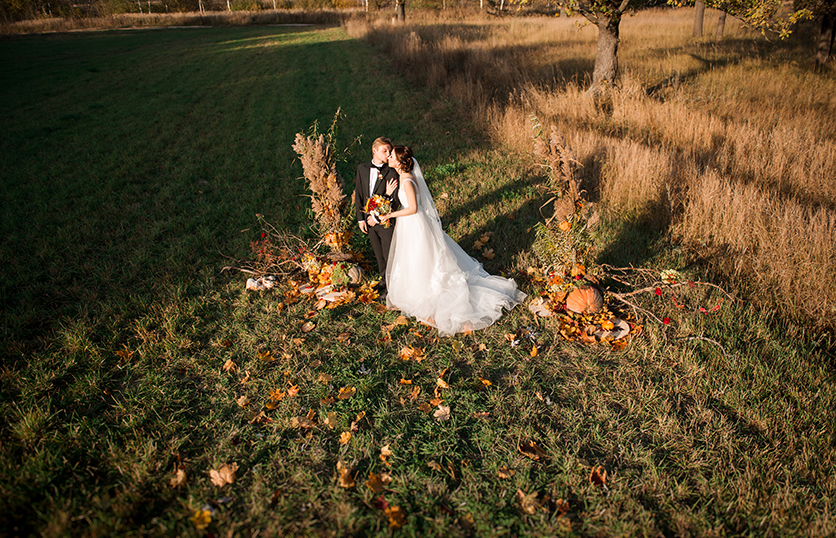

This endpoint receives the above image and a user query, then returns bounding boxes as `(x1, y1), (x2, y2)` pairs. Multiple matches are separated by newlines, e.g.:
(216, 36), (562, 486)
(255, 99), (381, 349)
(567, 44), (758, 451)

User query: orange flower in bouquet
(364, 195), (392, 228)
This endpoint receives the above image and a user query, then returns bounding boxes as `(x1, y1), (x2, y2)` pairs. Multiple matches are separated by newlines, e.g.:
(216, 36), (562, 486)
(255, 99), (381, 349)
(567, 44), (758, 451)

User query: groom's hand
(358, 220), (368, 234)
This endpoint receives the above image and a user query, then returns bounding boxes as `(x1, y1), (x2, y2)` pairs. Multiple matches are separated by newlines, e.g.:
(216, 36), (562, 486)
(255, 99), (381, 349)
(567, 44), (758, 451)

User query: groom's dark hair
(372, 137), (393, 151)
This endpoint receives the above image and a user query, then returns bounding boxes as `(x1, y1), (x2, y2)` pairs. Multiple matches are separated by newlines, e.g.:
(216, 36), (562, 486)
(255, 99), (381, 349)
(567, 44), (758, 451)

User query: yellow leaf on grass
(191, 509), (212, 531)
(427, 461), (443, 471)
(248, 411), (267, 424)
(209, 463), (238, 487)
(236, 395), (249, 408)
(589, 465), (608, 488)
(336, 460), (355, 488)
(436, 378), (450, 389)
(482, 249), (495, 260)
(380, 444), (394, 458)
(518, 440), (548, 461)
(287, 384), (300, 398)
(410, 385), (421, 400)
(267, 389), (285, 406)
(385, 506), (407, 529)
(338, 386), (356, 400)
(366, 472), (391, 493)
(292, 338), (305, 346)
(400, 346), (424, 361)
(530, 344), (538, 358)
(459, 512), (475, 530)
(318, 373), (333, 384)
(116, 347), (133, 360)
(222, 359), (236, 372)
(291, 410), (315, 429)
(394, 315), (409, 326)
(301, 321), (315, 333)
(321, 396), (335, 405)
(478, 377), (492, 386)
(418, 402), (432, 413)
(433, 405), (451, 422)
(473, 240), (485, 249)
(516, 489), (540, 515)
(497, 466), (515, 479)
(337, 332), (351, 344)
(480, 232), (493, 243)
(399, 378), (413, 385)
(257, 350), (275, 362)
(323, 411), (337, 429)
(170, 467), (187, 487)
(339, 431), (351, 445)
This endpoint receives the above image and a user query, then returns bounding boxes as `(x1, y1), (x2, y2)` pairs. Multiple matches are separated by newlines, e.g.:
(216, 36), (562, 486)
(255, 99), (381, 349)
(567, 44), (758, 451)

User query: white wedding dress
(386, 160), (526, 336)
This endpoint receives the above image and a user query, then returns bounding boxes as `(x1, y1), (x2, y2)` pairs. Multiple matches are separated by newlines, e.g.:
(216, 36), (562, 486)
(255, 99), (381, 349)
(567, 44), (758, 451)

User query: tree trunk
(816, 13), (835, 71)
(396, 0), (405, 22)
(227, 0), (231, 10)
(591, 13), (621, 93)
(693, 0), (705, 37)
(715, 10), (726, 38)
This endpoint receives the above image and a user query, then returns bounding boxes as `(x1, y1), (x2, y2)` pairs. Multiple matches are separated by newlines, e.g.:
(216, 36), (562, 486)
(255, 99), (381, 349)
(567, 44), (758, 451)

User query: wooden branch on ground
(676, 335), (731, 360)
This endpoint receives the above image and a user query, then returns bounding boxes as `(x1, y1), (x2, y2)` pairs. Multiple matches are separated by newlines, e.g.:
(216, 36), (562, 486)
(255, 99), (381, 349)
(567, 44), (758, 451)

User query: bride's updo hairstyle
(392, 145), (414, 173)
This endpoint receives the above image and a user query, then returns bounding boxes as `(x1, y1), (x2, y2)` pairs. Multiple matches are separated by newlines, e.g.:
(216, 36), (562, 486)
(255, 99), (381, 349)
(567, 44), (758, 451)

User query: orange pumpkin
(565, 286), (603, 314)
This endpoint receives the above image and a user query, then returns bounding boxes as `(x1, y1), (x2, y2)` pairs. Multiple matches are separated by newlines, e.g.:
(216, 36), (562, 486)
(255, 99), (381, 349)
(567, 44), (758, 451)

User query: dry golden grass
(0, 8), (347, 34)
(348, 8), (836, 326)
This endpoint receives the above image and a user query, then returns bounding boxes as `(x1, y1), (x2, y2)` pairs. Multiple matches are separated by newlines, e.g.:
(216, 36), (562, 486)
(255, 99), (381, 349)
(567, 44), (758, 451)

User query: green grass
(1, 24), (835, 537)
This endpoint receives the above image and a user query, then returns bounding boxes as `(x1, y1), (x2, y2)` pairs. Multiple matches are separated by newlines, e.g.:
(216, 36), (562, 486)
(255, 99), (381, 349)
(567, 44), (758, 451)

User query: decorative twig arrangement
(527, 123), (735, 355)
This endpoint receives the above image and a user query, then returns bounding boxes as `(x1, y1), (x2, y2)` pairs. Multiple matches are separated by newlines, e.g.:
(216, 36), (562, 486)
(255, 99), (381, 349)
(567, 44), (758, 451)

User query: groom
(355, 137), (400, 290)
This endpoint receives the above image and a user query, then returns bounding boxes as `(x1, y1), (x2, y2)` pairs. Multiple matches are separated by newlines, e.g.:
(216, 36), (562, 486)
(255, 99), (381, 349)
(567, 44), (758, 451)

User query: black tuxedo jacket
(354, 162), (401, 223)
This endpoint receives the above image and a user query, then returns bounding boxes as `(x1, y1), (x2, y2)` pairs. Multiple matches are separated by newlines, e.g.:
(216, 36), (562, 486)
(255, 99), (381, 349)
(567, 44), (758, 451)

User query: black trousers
(368, 222), (395, 283)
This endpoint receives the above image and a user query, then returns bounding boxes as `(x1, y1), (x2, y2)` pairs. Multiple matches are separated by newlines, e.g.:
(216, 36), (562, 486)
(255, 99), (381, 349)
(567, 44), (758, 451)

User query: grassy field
(1, 17), (835, 537)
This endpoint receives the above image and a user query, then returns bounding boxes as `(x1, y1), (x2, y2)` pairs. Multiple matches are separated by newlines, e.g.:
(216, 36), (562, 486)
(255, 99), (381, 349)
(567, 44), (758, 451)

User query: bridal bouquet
(364, 194), (392, 228)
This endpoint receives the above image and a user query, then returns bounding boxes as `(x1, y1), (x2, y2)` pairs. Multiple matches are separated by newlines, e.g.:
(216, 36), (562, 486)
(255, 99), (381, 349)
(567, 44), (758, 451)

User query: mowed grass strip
(1, 24), (834, 537)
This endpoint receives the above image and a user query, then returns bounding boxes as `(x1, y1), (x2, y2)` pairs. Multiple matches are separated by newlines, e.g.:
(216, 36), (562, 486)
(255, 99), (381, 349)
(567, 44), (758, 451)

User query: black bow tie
(372, 163), (384, 170)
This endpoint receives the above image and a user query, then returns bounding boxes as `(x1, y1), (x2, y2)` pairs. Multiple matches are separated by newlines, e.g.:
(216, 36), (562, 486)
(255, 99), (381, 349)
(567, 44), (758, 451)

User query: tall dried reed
(348, 9), (836, 325)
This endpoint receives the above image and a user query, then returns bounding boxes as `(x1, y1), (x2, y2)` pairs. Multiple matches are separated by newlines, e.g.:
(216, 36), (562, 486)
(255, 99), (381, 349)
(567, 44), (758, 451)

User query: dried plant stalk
(292, 132), (350, 251)
(534, 125), (582, 223)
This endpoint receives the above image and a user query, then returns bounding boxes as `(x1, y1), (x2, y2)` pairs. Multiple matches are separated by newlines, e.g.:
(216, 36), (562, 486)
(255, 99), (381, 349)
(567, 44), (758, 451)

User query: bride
(379, 146), (525, 336)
